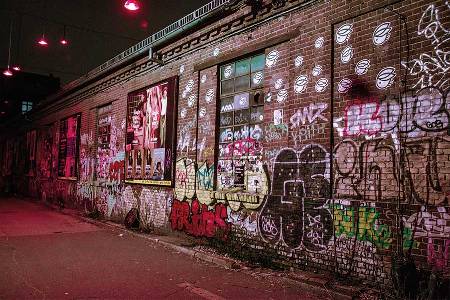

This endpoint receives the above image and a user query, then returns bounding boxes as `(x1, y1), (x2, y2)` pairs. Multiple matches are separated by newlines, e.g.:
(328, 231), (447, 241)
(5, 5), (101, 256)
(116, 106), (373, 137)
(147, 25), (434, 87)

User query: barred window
(217, 53), (265, 192)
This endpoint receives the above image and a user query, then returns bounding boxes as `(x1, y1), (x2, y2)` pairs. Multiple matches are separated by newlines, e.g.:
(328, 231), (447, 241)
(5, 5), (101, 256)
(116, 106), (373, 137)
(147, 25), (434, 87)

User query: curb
(45, 203), (238, 270)
(43, 201), (359, 299)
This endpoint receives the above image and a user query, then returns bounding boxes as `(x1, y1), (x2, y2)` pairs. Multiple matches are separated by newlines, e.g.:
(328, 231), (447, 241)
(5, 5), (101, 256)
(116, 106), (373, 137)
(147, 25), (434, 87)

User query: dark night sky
(0, 0), (211, 84)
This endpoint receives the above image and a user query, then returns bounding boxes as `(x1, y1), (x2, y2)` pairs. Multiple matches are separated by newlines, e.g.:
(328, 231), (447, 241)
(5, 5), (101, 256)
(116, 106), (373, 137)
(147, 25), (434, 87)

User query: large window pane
(234, 109), (249, 125)
(220, 64), (234, 80)
(251, 54), (265, 71)
(234, 75), (250, 92)
(220, 79), (234, 95)
(250, 106), (264, 123)
(220, 97), (234, 112)
(235, 58), (250, 76)
(220, 112), (233, 127)
(251, 71), (264, 88)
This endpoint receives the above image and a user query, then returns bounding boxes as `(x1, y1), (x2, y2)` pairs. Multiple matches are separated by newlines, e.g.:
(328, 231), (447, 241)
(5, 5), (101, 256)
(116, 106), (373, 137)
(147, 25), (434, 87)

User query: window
(97, 104), (112, 150)
(125, 76), (178, 186)
(96, 104), (112, 180)
(58, 114), (80, 180)
(218, 53), (265, 192)
(22, 101), (33, 114)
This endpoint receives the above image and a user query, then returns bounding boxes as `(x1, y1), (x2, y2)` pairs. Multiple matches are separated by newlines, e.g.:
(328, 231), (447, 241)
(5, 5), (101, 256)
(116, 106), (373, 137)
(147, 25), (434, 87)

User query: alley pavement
(0, 197), (328, 299)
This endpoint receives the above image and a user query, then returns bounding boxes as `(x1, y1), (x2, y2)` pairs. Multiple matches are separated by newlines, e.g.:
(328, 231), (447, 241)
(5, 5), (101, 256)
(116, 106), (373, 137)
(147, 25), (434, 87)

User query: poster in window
(58, 114), (80, 180)
(125, 76), (178, 186)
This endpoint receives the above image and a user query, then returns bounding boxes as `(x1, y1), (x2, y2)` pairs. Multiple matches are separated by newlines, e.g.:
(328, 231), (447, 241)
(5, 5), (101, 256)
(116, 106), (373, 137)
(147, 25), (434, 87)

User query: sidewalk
(41, 199), (381, 300)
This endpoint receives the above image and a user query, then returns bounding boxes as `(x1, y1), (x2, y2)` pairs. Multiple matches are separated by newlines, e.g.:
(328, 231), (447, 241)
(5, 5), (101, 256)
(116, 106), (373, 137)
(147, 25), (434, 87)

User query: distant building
(0, 72), (60, 129)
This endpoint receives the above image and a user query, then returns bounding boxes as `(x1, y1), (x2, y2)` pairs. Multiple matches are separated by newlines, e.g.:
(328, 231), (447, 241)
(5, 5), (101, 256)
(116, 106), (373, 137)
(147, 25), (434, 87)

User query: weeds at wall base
(206, 229), (288, 270)
(390, 253), (450, 300)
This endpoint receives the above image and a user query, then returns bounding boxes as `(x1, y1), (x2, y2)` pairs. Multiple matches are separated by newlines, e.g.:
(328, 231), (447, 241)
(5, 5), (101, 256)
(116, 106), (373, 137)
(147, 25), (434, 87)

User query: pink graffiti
(226, 137), (261, 157)
(344, 99), (382, 137)
(427, 238), (450, 271)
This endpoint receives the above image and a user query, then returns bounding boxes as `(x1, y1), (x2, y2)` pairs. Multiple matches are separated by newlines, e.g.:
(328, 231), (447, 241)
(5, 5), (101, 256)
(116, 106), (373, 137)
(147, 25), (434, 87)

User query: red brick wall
(6, 0), (448, 287)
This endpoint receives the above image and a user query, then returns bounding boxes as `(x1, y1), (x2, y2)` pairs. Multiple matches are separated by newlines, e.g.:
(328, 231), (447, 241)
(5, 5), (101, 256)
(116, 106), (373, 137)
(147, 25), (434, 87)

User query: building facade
(1, 0), (449, 289)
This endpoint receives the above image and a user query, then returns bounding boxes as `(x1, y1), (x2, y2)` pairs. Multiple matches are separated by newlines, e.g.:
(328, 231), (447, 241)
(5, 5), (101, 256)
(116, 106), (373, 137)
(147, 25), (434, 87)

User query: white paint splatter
(315, 78), (328, 92)
(335, 23), (353, 44)
(266, 50), (280, 67)
(276, 89), (288, 103)
(294, 55), (304, 67)
(376, 67), (396, 89)
(312, 65), (322, 77)
(315, 36), (325, 48)
(373, 22), (392, 46)
(355, 59), (371, 75)
(338, 78), (352, 93)
(294, 75), (308, 93)
(274, 78), (284, 89)
(341, 46), (353, 64)
(205, 89), (215, 103)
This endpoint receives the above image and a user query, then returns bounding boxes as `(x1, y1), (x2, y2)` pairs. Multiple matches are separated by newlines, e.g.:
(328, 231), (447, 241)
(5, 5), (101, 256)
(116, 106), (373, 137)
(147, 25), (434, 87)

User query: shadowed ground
(0, 197), (324, 299)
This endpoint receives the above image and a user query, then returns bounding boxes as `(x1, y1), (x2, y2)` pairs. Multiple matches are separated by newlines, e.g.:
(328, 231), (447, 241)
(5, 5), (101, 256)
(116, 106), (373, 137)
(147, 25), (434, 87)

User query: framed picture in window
(58, 114), (81, 180)
(125, 76), (178, 186)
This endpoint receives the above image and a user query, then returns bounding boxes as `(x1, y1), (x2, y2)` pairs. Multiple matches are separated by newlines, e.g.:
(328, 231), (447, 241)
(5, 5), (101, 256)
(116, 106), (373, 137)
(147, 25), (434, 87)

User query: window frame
(216, 53), (265, 192)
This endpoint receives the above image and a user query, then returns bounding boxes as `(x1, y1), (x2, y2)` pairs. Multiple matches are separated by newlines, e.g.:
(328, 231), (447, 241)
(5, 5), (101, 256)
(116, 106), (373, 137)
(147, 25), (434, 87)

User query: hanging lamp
(3, 20), (13, 76)
(124, 0), (140, 11)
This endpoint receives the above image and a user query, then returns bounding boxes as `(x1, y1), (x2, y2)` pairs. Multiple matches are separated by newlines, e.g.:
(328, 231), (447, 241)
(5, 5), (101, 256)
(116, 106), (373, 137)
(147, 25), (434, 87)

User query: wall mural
(125, 76), (178, 186)
(7, 0), (450, 286)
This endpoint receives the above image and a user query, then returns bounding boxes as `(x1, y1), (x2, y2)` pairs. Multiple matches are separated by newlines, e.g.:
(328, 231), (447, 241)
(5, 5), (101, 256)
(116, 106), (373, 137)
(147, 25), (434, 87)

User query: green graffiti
(333, 205), (392, 249)
(402, 227), (420, 250)
(333, 205), (422, 250)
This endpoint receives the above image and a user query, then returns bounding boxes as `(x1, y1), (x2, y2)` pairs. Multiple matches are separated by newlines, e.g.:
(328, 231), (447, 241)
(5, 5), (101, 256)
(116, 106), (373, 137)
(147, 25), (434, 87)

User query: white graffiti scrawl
(401, 3), (450, 90)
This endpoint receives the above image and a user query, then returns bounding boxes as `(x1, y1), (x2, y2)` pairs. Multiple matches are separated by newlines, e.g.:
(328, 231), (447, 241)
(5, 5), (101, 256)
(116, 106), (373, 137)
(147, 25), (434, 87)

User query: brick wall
(3, 0), (449, 288)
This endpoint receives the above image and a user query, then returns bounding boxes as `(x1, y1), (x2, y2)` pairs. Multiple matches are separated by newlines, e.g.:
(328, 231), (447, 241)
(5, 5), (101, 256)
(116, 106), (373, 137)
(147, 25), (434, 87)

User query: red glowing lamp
(124, 0), (140, 11)
(60, 39), (68, 45)
(38, 35), (48, 46)
(3, 68), (13, 76)
(12, 66), (21, 71)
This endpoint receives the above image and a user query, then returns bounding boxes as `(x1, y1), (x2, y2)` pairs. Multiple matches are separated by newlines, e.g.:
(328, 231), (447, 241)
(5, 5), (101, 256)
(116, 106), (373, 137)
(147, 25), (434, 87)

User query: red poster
(58, 114), (80, 180)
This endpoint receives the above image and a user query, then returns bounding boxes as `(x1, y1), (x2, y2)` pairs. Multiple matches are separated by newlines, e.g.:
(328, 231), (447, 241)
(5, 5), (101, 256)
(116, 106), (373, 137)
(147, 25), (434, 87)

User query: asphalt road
(0, 197), (324, 299)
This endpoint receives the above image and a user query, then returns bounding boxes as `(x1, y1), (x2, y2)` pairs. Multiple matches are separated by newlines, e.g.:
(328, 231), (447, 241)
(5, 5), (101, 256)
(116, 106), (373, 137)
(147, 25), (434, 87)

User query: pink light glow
(124, 0), (140, 11)
(38, 37), (48, 46)
(3, 68), (13, 76)
(60, 39), (68, 45)
(12, 66), (21, 71)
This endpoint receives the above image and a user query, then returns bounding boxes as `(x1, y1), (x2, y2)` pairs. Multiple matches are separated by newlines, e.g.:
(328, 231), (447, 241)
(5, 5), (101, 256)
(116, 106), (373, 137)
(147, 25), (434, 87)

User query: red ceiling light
(12, 65), (21, 71)
(124, 0), (140, 11)
(60, 25), (69, 45)
(3, 68), (13, 76)
(38, 34), (48, 46)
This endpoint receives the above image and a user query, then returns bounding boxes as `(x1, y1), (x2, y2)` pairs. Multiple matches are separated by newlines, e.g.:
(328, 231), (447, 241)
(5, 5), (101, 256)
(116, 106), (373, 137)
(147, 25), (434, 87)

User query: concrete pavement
(0, 197), (332, 299)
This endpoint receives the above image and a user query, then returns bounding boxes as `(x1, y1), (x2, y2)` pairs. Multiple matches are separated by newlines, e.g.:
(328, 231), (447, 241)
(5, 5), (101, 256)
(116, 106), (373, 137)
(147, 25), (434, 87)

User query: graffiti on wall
(334, 136), (449, 205)
(401, 3), (449, 90)
(175, 157), (269, 211)
(170, 199), (230, 239)
(258, 145), (333, 252)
